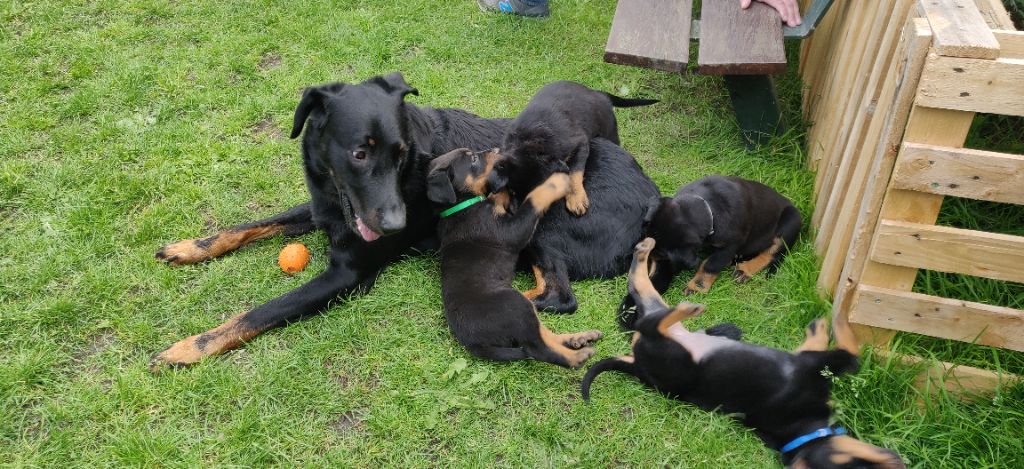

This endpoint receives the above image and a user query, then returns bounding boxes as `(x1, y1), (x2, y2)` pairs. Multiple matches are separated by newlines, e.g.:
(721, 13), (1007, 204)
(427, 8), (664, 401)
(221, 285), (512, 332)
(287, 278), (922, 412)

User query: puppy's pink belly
(666, 324), (735, 362)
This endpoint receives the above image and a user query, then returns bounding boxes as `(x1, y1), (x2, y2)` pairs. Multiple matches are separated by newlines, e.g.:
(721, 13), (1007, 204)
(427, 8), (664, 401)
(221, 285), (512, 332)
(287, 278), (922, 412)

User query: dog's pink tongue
(356, 217), (380, 242)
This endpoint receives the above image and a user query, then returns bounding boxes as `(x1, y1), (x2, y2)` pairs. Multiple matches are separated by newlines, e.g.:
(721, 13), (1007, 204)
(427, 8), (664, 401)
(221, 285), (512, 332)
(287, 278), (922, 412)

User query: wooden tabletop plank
(604, 0), (693, 73)
(698, 0), (787, 75)
(920, 0), (1001, 59)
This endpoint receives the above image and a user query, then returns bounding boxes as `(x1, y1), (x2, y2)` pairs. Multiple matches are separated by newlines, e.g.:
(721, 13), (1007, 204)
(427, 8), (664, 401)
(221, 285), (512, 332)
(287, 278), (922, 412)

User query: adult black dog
(619, 175), (801, 329)
(583, 239), (905, 469)
(427, 149), (602, 367)
(487, 81), (657, 217)
(149, 74), (655, 370)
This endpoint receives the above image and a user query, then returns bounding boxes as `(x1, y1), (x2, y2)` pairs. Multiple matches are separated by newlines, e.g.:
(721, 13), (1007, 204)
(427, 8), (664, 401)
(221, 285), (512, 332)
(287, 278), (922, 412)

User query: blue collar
(781, 427), (847, 454)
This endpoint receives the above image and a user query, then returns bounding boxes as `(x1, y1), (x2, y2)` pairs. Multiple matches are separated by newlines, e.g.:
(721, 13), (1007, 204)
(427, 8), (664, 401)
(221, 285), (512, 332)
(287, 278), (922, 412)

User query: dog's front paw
(544, 173), (571, 195)
(565, 189), (589, 216)
(634, 237), (656, 254)
(149, 335), (206, 373)
(683, 277), (710, 295)
(563, 330), (603, 349)
(568, 347), (596, 368)
(156, 238), (213, 266)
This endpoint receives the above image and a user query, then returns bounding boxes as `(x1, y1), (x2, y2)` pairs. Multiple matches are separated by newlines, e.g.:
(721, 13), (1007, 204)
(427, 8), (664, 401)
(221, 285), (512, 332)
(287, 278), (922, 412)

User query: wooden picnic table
(605, 0), (834, 147)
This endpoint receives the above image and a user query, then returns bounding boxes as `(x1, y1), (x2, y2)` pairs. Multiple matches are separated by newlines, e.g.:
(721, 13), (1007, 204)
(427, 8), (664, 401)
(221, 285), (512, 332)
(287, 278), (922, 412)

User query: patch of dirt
(619, 406), (634, 418)
(330, 410), (365, 435)
(252, 116), (283, 140)
(74, 329), (116, 365)
(258, 52), (282, 71)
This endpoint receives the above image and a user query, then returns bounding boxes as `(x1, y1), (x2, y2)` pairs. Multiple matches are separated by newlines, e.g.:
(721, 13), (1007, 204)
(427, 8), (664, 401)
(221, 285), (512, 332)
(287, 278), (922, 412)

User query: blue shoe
(477, 0), (550, 17)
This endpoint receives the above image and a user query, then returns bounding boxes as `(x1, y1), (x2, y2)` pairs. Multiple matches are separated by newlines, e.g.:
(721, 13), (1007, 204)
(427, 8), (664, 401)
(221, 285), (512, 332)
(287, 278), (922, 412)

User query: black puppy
(488, 80), (657, 216)
(427, 149), (602, 367)
(583, 239), (905, 469)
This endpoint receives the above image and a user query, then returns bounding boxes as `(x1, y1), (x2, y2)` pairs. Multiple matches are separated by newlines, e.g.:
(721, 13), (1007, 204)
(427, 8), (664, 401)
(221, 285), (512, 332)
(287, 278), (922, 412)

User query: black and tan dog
(427, 148), (602, 367)
(583, 238), (904, 469)
(621, 175), (801, 322)
(487, 81), (657, 216)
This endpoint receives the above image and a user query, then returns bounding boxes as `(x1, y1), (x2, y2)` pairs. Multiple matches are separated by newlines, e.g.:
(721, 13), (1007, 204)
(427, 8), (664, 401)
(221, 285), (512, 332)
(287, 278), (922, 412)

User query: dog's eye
(352, 150), (367, 161)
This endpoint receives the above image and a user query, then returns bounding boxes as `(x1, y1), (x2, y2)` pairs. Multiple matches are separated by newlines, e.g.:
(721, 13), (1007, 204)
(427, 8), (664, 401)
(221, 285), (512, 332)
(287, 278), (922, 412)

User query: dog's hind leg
(531, 262), (578, 313)
(558, 330), (603, 349)
(628, 238), (671, 315)
(618, 256), (677, 329)
(766, 205), (802, 274)
(466, 345), (530, 361)
(732, 237), (783, 284)
(565, 137), (591, 216)
(156, 203), (315, 266)
(794, 318), (829, 352)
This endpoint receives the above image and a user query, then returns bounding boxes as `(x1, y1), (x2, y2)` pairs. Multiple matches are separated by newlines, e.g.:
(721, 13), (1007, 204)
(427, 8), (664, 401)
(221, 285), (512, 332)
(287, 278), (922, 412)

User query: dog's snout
(378, 204), (407, 234)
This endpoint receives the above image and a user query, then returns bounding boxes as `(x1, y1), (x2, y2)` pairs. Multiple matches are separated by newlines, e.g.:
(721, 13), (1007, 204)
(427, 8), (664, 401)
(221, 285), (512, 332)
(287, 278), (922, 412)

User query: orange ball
(278, 243), (311, 275)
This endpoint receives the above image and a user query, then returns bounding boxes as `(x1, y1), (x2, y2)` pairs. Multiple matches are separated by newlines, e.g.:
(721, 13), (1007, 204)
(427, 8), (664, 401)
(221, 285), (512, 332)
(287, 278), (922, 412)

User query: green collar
(439, 196), (485, 218)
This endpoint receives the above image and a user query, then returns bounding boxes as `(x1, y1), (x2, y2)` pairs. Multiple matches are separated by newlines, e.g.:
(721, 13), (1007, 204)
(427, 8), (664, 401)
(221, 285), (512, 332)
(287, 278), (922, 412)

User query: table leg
(723, 74), (786, 148)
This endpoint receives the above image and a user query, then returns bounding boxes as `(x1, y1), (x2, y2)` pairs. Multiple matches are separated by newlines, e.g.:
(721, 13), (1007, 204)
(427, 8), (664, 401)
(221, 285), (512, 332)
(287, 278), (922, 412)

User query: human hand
(740, 0), (802, 27)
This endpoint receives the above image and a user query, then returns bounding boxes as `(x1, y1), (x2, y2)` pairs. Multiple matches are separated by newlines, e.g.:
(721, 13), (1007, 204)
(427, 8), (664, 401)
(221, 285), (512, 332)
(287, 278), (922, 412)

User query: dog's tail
(603, 92), (659, 108)
(703, 322), (743, 341)
(581, 357), (640, 401)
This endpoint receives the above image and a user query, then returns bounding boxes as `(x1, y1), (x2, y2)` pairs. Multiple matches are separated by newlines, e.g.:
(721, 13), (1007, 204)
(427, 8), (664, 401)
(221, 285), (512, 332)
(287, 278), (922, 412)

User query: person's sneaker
(477, 0), (550, 17)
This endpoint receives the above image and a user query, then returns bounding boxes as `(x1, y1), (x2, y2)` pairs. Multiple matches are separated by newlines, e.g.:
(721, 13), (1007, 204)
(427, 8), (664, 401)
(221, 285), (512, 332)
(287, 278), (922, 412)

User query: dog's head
(290, 72), (421, 242)
(786, 436), (904, 469)
(642, 196), (703, 269)
(486, 125), (569, 196)
(426, 148), (501, 207)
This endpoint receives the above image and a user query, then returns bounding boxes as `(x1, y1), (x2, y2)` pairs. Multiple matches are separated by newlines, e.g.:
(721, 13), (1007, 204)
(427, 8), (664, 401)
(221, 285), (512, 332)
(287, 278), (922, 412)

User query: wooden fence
(800, 0), (1023, 391)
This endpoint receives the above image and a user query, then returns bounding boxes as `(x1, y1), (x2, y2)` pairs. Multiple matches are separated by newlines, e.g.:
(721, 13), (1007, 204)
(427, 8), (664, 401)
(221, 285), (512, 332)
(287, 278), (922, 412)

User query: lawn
(2, 1), (1022, 467)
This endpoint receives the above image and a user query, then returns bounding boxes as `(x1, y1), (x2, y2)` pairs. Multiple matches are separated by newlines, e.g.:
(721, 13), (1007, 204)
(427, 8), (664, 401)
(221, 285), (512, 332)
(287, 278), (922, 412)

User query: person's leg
(478, 0), (550, 17)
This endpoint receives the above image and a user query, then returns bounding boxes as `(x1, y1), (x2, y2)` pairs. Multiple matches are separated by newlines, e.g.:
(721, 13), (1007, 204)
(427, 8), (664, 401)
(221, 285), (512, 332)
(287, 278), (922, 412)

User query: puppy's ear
(643, 196), (665, 224)
(427, 150), (465, 206)
(381, 72), (419, 98)
(426, 168), (456, 206)
(291, 86), (333, 139)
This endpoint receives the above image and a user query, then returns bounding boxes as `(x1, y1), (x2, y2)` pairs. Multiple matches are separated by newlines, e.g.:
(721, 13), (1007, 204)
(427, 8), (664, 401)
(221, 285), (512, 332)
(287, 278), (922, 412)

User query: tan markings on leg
(684, 260), (718, 295)
(629, 238), (668, 309)
(656, 302), (706, 336)
(156, 224), (284, 266)
(558, 330), (603, 349)
(829, 436), (905, 467)
(565, 171), (589, 216)
(618, 355), (635, 363)
(540, 326), (595, 368)
(149, 312), (259, 372)
(464, 150), (500, 196)
(489, 190), (511, 216)
(630, 331), (641, 347)
(526, 173), (571, 212)
(833, 305), (862, 356)
(794, 318), (829, 353)
(734, 237), (783, 283)
(521, 265), (547, 300)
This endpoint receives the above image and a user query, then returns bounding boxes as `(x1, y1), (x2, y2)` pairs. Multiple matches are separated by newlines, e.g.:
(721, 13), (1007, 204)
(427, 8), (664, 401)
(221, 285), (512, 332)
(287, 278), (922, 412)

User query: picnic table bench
(605, 0), (835, 147)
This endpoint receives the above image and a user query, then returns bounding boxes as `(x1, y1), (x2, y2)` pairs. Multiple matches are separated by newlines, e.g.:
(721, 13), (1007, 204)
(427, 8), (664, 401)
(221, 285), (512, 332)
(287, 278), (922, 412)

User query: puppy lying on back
(426, 148), (602, 367)
(584, 238), (904, 469)
(487, 81), (657, 216)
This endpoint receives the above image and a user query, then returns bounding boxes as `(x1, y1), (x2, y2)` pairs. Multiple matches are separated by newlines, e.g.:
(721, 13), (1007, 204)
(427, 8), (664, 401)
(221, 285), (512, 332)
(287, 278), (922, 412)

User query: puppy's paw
(732, 268), (753, 284)
(569, 347), (596, 368)
(565, 189), (589, 216)
(543, 173), (572, 196)
(807, 318), (827, 337)
(634, 237), (656, 254)
(149, 335), (206, 373)
(683, 277), (710, 296)
(156, 238), (213, 266)
(563, 330), (603, 349)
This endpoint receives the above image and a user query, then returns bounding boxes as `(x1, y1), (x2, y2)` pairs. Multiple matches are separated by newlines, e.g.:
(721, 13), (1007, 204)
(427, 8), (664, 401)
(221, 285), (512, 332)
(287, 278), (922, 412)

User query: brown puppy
(583, 238), (904, 469)
(427, 149), (602, 367)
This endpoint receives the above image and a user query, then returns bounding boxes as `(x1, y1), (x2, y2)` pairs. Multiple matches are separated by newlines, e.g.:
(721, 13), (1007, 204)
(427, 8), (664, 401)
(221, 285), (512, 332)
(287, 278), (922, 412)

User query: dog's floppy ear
(643, 196), (665, 224)
(291, 86), (332, 139)
(381, 72), (419, 99)
(427, 150), (465, 206)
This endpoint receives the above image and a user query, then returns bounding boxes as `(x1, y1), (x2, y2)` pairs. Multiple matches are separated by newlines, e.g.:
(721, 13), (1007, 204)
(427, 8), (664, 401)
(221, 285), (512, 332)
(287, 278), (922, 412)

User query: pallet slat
(972, 0), (1016, 30)
(921, 0), (1001, 59)
(604, 0), (692, 73)
(697, 0), (786, 74)
(871, 220), (1024, 284)
(916, 54), (1024, 117)
(994, 30), (1024, 60)
(851, 285), (1024, 352)
(892, 143), (1024, 205)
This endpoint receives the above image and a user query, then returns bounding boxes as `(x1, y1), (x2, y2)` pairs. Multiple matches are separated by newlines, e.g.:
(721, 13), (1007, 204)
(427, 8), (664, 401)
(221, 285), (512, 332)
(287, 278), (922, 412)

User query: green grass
(2, 1), (1022, 467)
